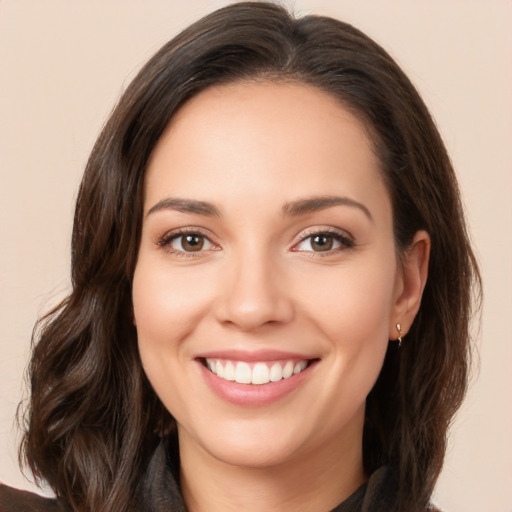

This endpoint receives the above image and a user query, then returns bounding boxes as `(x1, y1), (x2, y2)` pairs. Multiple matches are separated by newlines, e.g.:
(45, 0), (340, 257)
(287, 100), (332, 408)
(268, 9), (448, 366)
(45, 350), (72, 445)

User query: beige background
(1, 1), (511, 510)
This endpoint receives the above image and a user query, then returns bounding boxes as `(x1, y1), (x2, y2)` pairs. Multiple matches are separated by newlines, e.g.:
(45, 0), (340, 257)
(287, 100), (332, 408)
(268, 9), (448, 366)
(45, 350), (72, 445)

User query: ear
(389, 230), (430, 339)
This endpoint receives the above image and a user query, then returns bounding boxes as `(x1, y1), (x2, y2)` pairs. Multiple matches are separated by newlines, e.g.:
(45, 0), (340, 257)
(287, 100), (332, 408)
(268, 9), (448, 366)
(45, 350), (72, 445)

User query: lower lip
(198, 360), (316, 406)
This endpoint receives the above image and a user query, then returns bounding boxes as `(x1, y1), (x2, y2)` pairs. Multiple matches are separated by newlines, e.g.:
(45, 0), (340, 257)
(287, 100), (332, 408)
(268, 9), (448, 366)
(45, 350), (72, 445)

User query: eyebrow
(282, 195), (374, 222)
(146, 194), (373, 222)
(147, 197), (221, 217)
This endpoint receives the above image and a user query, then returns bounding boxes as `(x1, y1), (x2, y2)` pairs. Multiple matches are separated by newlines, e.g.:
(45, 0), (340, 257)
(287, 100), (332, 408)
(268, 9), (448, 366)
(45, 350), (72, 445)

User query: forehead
(144, 81), (389, 219)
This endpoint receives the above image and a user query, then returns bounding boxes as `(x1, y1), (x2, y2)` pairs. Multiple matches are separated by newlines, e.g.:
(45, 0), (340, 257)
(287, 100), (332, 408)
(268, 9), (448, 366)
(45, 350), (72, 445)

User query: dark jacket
(0, 472), (391, 512)
(0, 440), (433, 511)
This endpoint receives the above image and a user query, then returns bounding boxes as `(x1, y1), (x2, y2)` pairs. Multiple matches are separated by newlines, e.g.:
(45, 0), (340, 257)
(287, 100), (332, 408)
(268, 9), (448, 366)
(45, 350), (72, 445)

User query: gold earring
(396, 323), (402, 347)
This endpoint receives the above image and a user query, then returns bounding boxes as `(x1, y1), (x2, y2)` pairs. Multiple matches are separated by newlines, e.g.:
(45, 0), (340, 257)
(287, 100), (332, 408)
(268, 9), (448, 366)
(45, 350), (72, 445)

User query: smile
(205, 358), (309, 385)
(197, 352), (318, 406)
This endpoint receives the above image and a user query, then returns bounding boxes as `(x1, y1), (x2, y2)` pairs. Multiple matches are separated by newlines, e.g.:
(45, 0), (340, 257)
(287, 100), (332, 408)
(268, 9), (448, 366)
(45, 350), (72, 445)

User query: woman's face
(133, 82), (404, 469)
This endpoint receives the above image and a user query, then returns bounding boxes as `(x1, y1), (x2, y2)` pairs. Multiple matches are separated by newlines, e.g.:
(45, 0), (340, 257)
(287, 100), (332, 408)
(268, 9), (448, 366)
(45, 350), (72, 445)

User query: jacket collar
(142, 437), (396, 512)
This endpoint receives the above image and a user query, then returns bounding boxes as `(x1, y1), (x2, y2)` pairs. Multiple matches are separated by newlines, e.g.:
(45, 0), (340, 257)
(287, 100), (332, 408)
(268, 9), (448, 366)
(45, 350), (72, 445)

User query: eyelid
(156, 226), (220, 255)
(154, 225), (354, 257)
(291, 226), (355, 253)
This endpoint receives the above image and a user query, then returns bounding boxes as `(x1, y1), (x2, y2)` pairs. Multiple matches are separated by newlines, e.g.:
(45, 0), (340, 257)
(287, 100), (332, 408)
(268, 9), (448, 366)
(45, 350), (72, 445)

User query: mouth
(200, 357), (313, 385)
(195, 350), (319, 406)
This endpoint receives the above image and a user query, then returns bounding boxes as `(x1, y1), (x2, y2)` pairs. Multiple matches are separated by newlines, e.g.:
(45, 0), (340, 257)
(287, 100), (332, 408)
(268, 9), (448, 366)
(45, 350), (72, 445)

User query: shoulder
(359, 467), (442, 512)
(0, 484), (62, 512)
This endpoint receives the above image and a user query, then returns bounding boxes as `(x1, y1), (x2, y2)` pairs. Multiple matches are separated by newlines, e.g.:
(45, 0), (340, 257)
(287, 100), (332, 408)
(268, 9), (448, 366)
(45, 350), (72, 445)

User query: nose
(214, 250), (294, 331)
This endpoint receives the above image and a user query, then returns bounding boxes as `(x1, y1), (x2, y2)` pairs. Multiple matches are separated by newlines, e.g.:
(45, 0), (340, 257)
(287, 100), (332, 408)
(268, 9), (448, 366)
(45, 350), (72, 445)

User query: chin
(178, 419), (312, 470)
(211, 440), (305, 469)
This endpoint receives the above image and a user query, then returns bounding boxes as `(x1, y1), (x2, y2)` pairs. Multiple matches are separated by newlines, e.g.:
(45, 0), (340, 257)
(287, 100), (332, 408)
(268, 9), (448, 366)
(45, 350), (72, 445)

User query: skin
(132, 82), (430, 512)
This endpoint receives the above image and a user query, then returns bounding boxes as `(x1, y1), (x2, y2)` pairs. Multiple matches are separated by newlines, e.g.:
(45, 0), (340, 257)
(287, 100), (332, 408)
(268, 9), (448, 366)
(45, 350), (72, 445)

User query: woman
(0, 2), (480, 511)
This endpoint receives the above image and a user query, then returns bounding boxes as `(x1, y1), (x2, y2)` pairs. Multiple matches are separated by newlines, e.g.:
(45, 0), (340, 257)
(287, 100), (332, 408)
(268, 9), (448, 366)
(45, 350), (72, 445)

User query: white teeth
(216, 361), (224, 379)
(252, 363), (270, 385)
(283, 361), (294, 379)
(235, 362), (252, 384)
(293, 361), (306, 374)
(224, 361), (236, 381)
(205, 358), (309, 385)
(269, 362), (283, 382)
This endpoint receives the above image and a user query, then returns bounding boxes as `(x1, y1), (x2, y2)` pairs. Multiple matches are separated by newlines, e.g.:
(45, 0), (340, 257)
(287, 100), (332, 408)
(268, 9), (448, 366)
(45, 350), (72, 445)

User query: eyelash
(157, 228), (219, 258)
(156, 227), (355, 257)
(293, 228), (355, 256)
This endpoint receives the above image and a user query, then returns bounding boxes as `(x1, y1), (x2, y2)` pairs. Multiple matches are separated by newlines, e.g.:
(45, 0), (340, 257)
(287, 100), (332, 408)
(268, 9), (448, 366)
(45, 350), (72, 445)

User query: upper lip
(196, 349), (317, 362)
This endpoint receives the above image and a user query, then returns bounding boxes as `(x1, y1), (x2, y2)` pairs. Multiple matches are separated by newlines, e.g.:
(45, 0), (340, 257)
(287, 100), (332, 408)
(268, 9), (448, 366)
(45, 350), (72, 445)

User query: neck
(179, 428), (366, 512)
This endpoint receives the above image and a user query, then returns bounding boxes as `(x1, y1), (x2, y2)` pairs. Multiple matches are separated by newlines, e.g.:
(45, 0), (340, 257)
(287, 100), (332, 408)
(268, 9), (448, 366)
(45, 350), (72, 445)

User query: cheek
(131, 259), (217, 416)
(297, 257), (397, 347)
(132, 260), (214, 348)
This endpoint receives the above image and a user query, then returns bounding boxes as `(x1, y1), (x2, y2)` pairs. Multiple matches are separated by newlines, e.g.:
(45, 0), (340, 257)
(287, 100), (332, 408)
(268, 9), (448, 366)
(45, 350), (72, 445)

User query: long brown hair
(20, 2), (481, 511)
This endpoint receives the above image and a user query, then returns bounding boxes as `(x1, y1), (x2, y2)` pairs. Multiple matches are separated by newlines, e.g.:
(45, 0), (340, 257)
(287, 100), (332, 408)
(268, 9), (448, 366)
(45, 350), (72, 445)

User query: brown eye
(182, 234), (204, 251)
(294, 230), (353, 254)
(310, 234), (333, 252)
(169, 233), (214, 253)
